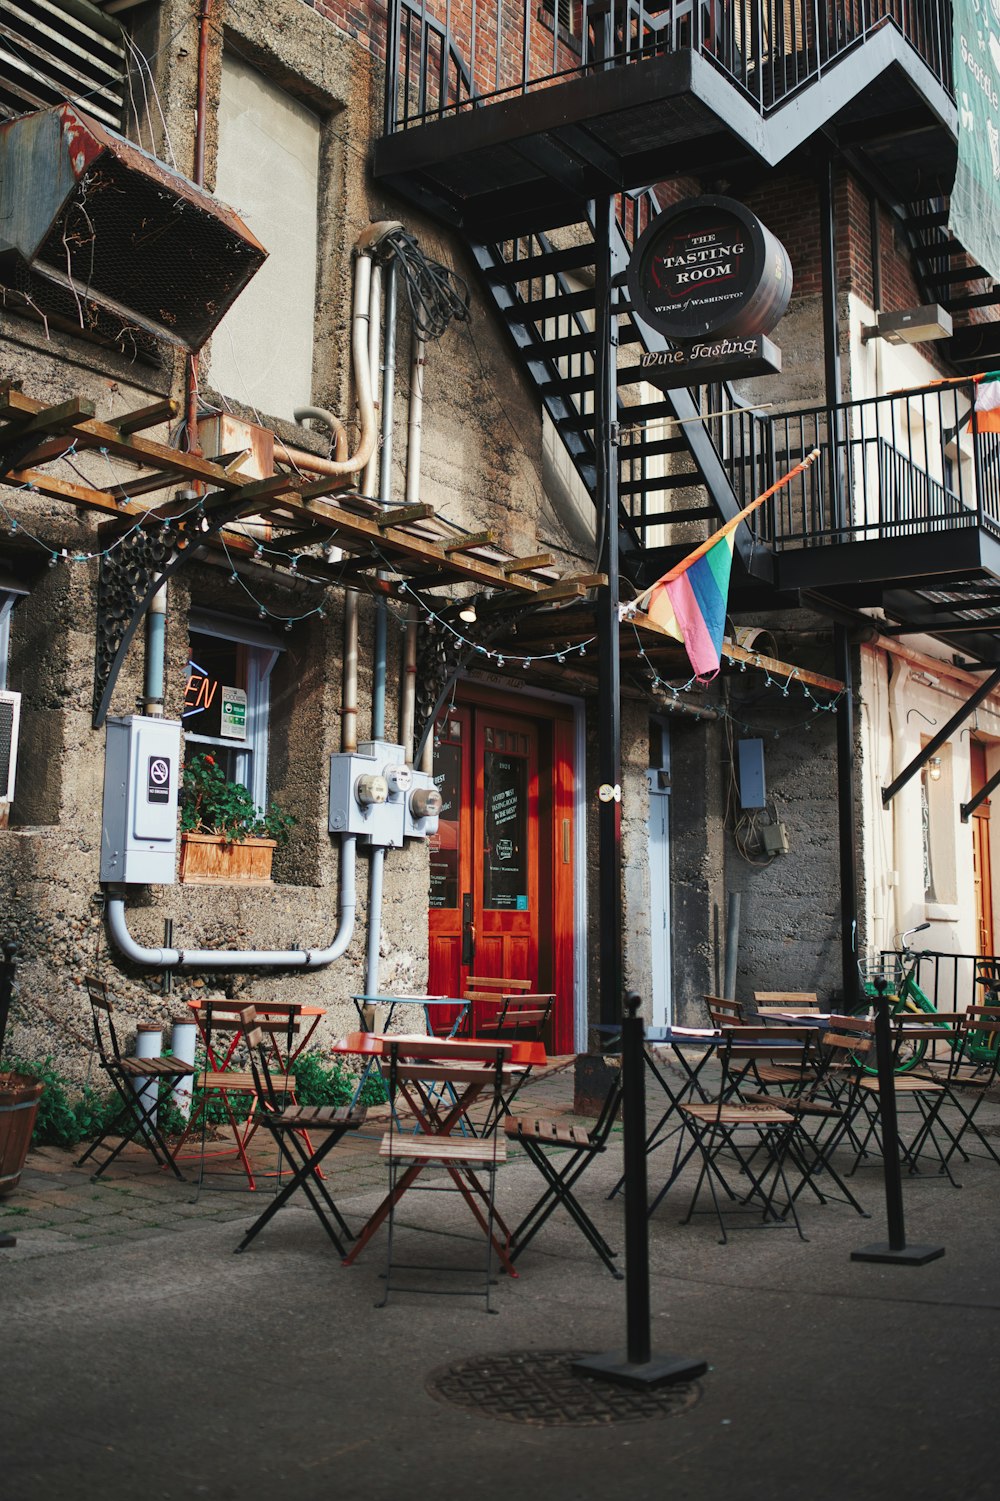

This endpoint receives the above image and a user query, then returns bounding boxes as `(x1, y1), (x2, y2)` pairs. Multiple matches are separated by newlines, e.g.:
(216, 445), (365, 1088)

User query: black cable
(381, 228), (470, 341)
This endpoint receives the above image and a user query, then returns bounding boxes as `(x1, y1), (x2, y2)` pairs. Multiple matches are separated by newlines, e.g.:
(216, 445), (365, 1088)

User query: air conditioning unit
(0, 104), (268, 354)
(0, 690), (21, 803)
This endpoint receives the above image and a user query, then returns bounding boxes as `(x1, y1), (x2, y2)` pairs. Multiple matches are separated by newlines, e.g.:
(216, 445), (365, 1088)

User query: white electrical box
(100, 715), (181, 884)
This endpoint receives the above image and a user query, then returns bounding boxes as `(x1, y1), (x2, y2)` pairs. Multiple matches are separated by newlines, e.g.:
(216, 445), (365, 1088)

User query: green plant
(3, 1057), (119, 1148)
(291, 1050), (387, 1107)
(180, 753), (296, 845)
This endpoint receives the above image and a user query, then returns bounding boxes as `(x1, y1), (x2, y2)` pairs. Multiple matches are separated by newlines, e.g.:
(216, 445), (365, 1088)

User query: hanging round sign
(627, 195), (792, 343)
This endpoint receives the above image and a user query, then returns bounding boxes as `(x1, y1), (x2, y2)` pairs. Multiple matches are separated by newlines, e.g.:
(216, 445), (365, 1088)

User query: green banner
(950, 0), (1000, 283)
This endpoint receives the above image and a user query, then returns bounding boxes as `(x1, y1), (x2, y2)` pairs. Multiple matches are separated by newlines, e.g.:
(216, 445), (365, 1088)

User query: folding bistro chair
(77, 976), (195, 1181)
(174, 1000), (303, 1191)
(504, 1071), (623, 1277)
(234, 1007), (366, 1255)
(741, 1015), (876, 1219)
(753, 991), (821, 1013)
(848, 1014), (958, 1184)
(463, 975), (533, 1036)
(375, 1036), (511, 1310)
(474, 993), (554, 1129)
(911, 1006), (1000, 1172)
(675, 1026), (812, 1244)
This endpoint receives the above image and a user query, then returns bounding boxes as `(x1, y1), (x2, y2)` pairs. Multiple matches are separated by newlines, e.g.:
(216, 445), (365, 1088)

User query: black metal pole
(834, 625), (859, 1009)
(0, 941), (21, 1247)
(622, 989), (650, 1365)
(574, 992), (707, 1389)
(594, 195), (623, 1030)
(852, 980), (944, 1265)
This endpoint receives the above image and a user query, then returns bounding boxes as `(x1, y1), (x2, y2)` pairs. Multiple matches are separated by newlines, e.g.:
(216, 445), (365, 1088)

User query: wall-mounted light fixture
(928, 755), (943, 782)
(861, 304), (953, 345)
(458, 597), (478, 625)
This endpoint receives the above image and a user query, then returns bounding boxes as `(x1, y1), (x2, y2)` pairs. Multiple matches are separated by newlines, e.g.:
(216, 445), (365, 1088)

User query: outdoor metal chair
(77, 976), (195, 1181)
(753, 991), (821, 1012)
(675, 1027), (813, 1243)
(174, 999), (303, 1191)
(504, 1071), (623, 1277)
(377, 1036), (511, 1310)
(234, 1006), (366, 1256)
(910, 1006), (1000, 1172)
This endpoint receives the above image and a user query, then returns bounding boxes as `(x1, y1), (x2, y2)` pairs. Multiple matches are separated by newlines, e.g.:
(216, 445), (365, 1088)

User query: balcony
(374, 0), (958, 232)
(699, 379), (1000, 663)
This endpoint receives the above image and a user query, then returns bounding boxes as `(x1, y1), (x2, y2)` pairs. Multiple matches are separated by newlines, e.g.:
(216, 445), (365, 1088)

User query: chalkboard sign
(429, 741), (461, 910)
(627, 195), (792, 343)
(483, 752), (527, 911)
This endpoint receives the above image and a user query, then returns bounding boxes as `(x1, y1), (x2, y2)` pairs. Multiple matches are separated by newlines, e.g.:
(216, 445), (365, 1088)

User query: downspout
(363, 259), (385, 995)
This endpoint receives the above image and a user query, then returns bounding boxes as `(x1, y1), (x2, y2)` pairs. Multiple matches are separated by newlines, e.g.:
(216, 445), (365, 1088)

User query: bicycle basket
(858, 955), (906, 989)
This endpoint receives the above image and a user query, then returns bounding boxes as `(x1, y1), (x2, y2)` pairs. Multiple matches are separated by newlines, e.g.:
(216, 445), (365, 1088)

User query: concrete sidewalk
(2, 1055), (998, 1501)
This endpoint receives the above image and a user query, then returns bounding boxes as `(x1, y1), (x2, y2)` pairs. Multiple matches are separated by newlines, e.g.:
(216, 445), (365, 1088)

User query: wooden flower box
(178, 832), (276, 885)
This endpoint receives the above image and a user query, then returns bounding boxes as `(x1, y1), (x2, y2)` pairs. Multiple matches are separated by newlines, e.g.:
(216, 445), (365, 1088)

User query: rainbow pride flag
(646, 526), (736, 681)
(636, 448), (821, 682)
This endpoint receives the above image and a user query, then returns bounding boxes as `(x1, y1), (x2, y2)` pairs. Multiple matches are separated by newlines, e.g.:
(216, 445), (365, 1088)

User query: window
(208, 54), (321, 420)
(183, 611), (281, 811)
(0, 577), (28, 690)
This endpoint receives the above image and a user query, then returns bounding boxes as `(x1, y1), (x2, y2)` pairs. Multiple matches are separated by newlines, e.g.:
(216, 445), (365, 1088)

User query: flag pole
(632, 447), (821, 611)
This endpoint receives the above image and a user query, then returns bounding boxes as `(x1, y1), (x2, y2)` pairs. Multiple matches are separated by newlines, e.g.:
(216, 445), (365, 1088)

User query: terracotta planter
(0, 1072), (43, 1196)
(178, 832), (276, 885)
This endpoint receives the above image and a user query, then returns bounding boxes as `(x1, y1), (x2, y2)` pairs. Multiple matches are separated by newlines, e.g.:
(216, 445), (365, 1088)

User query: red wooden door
(427, 693), (575, 1052)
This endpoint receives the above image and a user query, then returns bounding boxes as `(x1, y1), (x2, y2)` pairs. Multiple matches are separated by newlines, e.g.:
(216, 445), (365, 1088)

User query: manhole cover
(426, 1350), (702, 1427)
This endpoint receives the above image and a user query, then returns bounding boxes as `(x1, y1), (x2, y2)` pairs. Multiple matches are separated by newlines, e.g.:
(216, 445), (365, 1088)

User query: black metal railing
(384, 0), (954, 131)
(715, 379), (1000, 551)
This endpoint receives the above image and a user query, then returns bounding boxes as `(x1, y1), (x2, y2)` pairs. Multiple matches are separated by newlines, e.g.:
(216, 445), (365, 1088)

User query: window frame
(184, 609), (281, 812)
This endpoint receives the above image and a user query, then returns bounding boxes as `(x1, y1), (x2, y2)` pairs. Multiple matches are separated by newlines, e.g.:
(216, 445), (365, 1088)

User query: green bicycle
(855, 924), (1000, 1074)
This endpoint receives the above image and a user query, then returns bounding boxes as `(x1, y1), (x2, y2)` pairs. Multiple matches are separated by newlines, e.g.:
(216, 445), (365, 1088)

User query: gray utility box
(403, 770), (442, 840)
(329, 741), (439, 846)
(100, 716), (181, 884)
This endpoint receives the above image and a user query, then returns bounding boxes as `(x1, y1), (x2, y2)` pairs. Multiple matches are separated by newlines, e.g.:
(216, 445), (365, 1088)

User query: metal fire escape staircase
(468, 203), (767, 598)
(374, 0), (972, 606)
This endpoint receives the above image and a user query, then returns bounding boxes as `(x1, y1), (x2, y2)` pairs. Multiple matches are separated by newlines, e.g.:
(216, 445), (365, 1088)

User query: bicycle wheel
(850, 994), (928, 1074)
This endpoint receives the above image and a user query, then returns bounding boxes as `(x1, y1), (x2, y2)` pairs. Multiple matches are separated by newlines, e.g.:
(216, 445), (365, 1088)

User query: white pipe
(168, 1016), (197, 1119)
(270, 224), (400, 481)
(292, 406), (349, 462)
(107, 836), (358, 969)
(133, 1022), (162, 1134)
(362, 262), (382, 500)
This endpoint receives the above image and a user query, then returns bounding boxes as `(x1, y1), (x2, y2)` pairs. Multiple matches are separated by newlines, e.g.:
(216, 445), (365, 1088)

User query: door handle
(461, 892), (475, 967)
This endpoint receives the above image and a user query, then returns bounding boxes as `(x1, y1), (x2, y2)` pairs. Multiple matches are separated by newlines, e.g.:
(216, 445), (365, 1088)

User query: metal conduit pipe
(343, 590), (359, 754)
(143, 584), (166, 716)
(365, 845), (385, 994)
(106, 836), (358, 969)
(373, 261), (399, 741)
(400, 608), (418, 765)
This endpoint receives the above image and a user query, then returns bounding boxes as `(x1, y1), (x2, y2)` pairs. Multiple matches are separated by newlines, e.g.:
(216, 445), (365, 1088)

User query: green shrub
(291, 1049), (386, 1108)
(4, 1058), (119, 1148)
